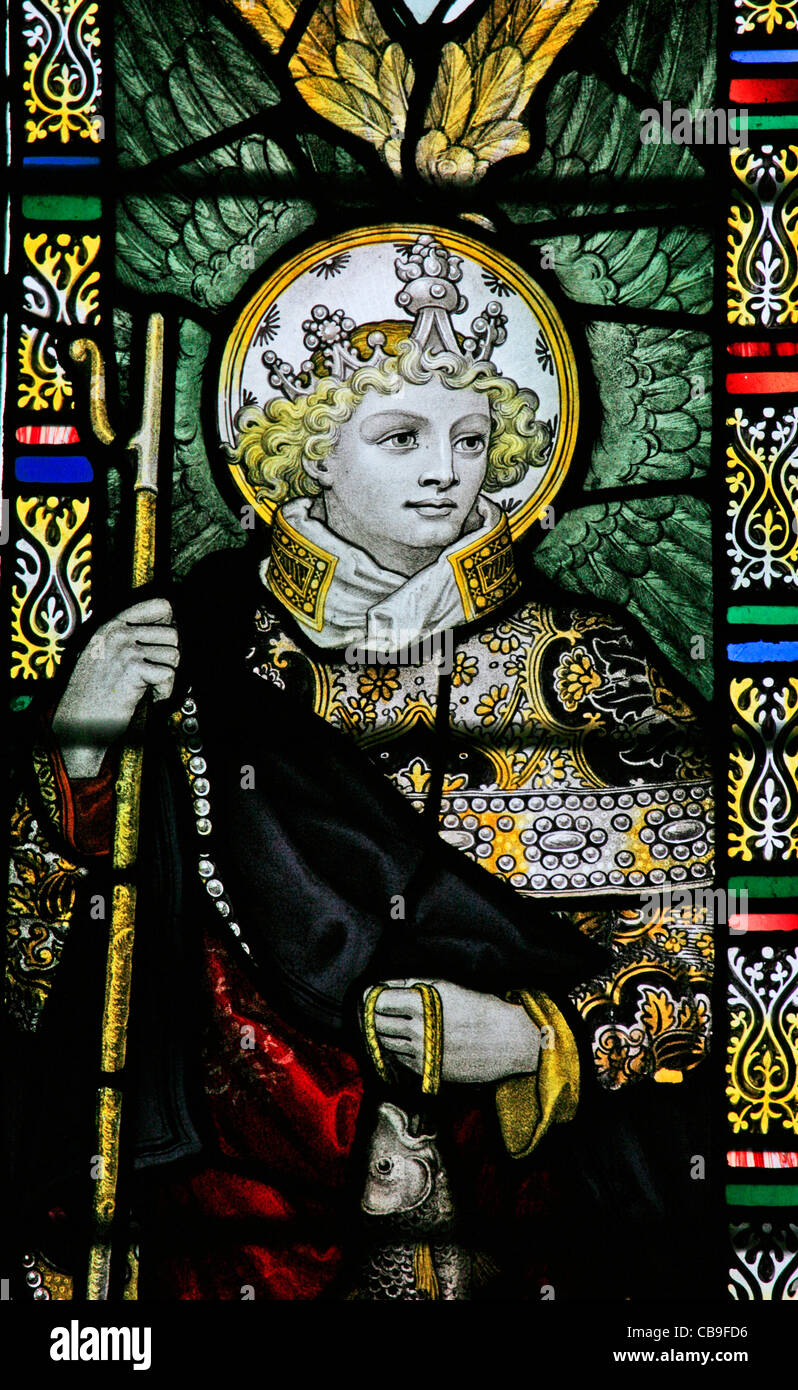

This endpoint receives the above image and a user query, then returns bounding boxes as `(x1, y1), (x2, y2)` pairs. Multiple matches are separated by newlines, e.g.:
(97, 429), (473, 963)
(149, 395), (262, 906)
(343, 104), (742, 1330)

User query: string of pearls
(176, 692), (254, 960)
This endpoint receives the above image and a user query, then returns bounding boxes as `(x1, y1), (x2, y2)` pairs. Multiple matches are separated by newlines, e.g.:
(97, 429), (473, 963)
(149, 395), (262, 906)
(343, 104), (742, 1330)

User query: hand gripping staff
(71, 315), (164, 1300)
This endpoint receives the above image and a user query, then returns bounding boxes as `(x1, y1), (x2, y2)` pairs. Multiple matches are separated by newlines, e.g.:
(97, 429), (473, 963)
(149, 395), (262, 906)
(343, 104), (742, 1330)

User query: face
(304, 378), (491, 577)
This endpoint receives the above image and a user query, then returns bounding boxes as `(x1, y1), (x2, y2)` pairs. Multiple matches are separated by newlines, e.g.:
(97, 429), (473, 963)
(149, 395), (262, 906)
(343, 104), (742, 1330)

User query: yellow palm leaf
(515, 0), (602, 113)
(335, 0), (380, 48)
(290, 5), (339, 80)
(640, 989), (676, 1038)
(288, 0), (410, 167)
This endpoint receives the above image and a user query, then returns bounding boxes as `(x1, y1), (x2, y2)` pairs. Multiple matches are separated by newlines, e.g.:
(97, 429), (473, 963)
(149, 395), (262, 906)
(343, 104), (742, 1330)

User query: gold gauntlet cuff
(495, 990), (580, 1158)
(362, 982), (443, 1095)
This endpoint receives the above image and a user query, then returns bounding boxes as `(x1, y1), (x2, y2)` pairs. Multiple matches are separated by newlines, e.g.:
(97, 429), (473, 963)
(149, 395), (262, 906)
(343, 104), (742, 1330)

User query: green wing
(501, 0), (717, 692)
(513, 0), (716, 202)
(583, 323), (711, 491)
(114, 0), (325, 575)
(115, 0), (280, 168)
(115, 0), (315, 311)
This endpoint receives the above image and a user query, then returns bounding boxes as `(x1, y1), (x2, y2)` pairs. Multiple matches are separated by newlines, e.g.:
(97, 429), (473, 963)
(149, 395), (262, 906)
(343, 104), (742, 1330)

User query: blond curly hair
(228, 338), (550, 506)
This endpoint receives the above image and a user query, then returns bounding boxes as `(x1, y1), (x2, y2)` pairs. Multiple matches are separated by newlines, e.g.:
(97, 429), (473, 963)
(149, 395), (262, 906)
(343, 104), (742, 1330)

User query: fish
(355, 1102), (471, 1300)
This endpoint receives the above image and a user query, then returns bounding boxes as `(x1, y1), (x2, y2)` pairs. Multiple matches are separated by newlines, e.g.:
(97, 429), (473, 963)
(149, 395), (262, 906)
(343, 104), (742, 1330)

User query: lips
(406, 500), (457, 514)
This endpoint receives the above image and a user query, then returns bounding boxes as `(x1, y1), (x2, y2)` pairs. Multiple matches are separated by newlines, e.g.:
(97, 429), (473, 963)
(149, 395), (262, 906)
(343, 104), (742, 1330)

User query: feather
(378, 43), (413, 132)
(167, 67), (222, 144)
(116, 97), (159, 168)
(464, 0), (598, 83)
(294, 76), (392, 148)
(466, 117), (528, 163)
(188, 36), (279, 119)
(221, 0), (298, 55)
(194, 197), (242, 253)
(141, 92), (186, 157)
(585, 323), (710, 492)
(513, 1), (601, 115)
(291, 10), (339, 80)
(469, 46), (522, 129)
(335, 40), (382, 101)
(217, 193), (260, 239)
(427, 43), (473, 146)
(537, 0), (713, 192)
(420, 0), (598, 181)
(116, 207), (171, 280)
(336, 0), (382, 50)
(534, 498), (712, 697)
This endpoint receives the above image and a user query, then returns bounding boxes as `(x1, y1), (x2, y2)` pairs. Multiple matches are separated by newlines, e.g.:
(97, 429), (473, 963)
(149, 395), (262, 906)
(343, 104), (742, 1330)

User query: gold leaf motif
(417, 0), (599, 185)
(335, 40), (381, 100)
(463, 0), (599, 114)
(336, 0), (379, 47)
(288, 1), (406, 163)
(468, 117), (529, 163)
(640, 988), (676, 1038)
(295, 74), (393, 146)
(378, 43), (413, 130)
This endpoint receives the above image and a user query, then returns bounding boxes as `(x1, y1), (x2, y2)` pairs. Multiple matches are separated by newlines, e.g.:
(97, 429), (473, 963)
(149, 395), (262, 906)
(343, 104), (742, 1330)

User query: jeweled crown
(262, 234), (508, 402)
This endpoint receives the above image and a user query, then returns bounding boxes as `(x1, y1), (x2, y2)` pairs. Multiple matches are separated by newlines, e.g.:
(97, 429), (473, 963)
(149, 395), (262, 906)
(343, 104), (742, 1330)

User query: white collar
(262, 493), (520, 652)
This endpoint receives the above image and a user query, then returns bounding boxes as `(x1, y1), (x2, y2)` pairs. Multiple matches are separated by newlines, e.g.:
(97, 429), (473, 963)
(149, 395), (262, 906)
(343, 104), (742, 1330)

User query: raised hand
(369, 978), (541, 1085)
(52, 597), (180, 778)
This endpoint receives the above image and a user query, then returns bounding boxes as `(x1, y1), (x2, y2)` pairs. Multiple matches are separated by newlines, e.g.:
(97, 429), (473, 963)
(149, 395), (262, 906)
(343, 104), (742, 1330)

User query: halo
(216, 224), (579, 542)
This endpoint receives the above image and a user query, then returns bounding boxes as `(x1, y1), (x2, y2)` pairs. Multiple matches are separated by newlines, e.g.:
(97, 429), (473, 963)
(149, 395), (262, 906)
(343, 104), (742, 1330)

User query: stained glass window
(3, 0), (798, 1339)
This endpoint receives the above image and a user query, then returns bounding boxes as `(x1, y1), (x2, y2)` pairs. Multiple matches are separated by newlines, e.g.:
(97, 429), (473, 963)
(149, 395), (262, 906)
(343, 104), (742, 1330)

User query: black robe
(3, 546), (717, 1299)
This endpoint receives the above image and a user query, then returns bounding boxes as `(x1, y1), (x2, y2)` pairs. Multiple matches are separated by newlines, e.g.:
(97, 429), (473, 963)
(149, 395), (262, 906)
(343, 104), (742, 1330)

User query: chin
(403, 516), (467, 549)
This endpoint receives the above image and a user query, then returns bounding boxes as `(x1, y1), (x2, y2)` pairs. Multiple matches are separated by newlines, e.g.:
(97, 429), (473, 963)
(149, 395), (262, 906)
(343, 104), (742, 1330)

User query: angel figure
(9, 232), (714, 1301)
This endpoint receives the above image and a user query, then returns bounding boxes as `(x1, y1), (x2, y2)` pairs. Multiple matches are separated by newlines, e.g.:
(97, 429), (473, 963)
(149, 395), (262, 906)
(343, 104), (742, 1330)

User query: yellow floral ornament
(475, 684), (510, 726)
(357, 667), (402, 703)
(451, 652), (478, 687)
(555, 647), (601, 712)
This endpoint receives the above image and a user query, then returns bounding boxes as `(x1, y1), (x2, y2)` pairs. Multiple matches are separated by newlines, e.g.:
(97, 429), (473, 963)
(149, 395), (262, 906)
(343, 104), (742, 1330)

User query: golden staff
(71, 314), (164, 1300)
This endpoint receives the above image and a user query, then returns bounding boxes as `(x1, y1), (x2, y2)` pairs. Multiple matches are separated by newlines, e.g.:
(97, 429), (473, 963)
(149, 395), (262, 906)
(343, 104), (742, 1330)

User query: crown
(261, 234), (508, 402)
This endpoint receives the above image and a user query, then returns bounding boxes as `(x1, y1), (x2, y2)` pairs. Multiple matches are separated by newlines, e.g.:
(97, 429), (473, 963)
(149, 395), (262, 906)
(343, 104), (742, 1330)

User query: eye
(454, 433), (487, 455)
(377, 429), (418, 450)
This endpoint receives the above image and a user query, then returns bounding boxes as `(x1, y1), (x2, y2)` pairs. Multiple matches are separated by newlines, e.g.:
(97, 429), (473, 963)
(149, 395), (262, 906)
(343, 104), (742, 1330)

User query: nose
(417, 431), (457, 490)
